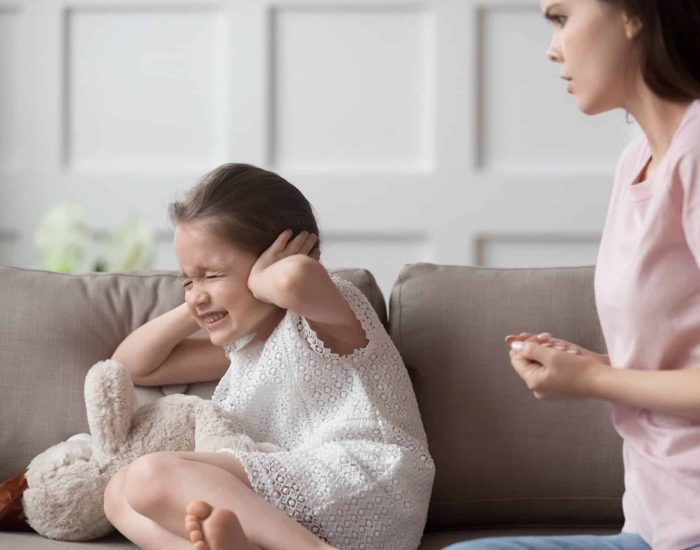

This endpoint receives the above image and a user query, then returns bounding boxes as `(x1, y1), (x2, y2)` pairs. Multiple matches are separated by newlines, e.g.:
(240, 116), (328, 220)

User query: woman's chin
(574, 95), (616, 116)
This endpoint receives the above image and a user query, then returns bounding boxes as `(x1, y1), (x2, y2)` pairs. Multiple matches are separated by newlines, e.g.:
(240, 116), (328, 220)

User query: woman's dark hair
(170, 163), (320, 255)
(599, 0), (700, 102)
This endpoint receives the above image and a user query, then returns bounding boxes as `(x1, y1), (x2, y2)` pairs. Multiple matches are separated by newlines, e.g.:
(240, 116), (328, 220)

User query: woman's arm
(511, 340), (700, 421)
(112, 303), (229, 386)
(591, 365), (700, 421)
(248, 230), (368, 354)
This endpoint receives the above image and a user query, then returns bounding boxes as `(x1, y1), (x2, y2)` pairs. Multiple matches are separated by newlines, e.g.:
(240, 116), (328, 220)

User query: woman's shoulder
(672, 101), (700, 160)
(664, 101), (700, 192)
(614, 131), (649, 186)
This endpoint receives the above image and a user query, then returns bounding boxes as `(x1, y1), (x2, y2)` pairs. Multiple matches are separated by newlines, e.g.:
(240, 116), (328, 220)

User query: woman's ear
(623, 12), (642, 40)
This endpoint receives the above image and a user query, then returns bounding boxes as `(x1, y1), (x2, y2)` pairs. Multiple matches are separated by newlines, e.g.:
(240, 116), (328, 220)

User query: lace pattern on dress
(211, 275), (434, 550)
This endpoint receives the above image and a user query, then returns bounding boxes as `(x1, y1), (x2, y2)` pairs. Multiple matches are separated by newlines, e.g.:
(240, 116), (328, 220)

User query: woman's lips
(562, 76), (573, 93)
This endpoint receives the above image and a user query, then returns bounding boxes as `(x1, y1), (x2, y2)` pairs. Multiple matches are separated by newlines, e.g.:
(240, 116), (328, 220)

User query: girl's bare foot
(185, 500), (256, 550)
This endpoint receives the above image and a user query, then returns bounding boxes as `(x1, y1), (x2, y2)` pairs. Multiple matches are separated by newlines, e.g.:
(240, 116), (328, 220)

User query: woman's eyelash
(545, 12), (567, 26)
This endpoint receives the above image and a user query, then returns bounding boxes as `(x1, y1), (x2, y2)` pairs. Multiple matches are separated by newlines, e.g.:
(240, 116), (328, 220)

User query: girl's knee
(103, 465), (129, 524)
(124, 453), (179, 515)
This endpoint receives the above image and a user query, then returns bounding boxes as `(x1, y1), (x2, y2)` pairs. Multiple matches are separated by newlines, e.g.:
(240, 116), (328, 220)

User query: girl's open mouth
(201, 311), (229, 328)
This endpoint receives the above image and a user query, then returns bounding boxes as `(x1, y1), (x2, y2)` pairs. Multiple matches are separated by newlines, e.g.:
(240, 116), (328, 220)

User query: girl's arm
(248, 230), (368, 355)
(511, 341), (700, 421)
(112, 302), (229, 386)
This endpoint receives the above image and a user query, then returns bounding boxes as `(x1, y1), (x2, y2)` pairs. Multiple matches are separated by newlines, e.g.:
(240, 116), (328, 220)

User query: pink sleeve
(679, 149), (700, 268)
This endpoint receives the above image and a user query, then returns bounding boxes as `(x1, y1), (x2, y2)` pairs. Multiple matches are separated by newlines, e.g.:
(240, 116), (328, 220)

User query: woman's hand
(505, 332), (609, 400)
(505, 332), (610, 365)
(248, 230), (320, 303)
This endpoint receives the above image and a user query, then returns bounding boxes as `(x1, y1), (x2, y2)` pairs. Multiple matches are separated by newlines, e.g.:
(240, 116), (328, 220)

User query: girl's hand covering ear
(247, 230), (320, 302)
(251, 230), (319, 275)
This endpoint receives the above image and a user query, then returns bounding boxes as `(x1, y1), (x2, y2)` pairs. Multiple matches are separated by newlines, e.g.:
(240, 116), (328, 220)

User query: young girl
(447, 1), (700, 549)
(104, 163), (435, 550)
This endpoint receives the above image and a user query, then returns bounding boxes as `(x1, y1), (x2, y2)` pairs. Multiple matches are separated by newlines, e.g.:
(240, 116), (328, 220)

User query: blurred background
(0, 0), (639, 296)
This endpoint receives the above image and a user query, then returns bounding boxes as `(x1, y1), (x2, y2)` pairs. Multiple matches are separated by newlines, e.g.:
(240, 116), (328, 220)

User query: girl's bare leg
(186, 500), (260, 550)
(109, 451), (335, 550)
(104, 465), (192, 550)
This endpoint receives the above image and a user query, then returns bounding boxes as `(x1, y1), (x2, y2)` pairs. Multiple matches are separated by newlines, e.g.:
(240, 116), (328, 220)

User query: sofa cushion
(0, 525), (622, 549)
(0, 266), (385, 481)
(390, 263), (624, 529)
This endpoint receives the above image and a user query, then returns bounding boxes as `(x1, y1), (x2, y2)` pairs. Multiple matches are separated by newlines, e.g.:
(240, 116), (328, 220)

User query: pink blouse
(595, 100), (700, 550)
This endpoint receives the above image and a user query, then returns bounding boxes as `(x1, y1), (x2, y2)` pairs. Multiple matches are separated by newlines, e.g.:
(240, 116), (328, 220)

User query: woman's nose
(546, 40), (562, 63)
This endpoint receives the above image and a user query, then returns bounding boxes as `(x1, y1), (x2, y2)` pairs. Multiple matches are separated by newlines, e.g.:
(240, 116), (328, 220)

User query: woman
(446, 1), (700, 549)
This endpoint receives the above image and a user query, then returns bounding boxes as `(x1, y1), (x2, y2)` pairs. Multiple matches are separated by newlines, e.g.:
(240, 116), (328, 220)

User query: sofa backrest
(0, 266), (385, 480)
(390, 263), (624, 530)
(1, 263), (624, 530)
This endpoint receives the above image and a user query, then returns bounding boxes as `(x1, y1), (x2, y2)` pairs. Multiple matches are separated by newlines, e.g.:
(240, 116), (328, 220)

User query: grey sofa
(0, 264), (624, 549)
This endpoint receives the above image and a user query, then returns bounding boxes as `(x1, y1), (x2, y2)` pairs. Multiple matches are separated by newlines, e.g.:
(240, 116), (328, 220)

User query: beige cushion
(0, 266), (385, 481)
(390, 264), (624, 529)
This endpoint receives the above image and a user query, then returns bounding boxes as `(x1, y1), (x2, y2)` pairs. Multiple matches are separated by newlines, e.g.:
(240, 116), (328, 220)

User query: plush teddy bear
(23, 359), (274, 541)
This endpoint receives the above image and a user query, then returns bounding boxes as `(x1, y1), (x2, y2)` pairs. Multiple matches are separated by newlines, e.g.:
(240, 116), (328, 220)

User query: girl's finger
(299, 233), (318, 256)
(269, 230), (293, 253)
(286, 231), (310, 254)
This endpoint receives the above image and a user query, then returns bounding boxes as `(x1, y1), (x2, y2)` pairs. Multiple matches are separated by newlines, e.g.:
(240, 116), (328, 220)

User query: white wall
(0, 0), (639, 296)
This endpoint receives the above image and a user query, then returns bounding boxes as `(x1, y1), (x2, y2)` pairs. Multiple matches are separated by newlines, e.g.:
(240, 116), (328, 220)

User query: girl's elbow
(110, 353), (149, 385)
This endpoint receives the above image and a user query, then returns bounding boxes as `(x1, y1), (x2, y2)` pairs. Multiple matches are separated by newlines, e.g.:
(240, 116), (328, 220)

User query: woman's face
(540, 0), (641, 114)
(174, 220), (283, 347)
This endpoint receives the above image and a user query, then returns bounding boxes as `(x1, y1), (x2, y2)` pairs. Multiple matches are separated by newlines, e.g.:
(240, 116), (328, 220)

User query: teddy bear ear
(84, 360), (135, 454)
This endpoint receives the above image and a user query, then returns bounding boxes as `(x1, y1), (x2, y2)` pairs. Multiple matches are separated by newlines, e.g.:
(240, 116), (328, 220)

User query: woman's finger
(504, 332), (536, 345)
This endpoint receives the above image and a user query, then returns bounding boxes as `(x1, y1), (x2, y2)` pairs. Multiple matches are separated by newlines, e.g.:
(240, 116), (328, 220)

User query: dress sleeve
(294, 275), (383, 359)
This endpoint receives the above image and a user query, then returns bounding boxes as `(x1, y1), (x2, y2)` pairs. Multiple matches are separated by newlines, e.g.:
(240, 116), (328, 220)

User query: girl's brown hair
(600, 0), (700, 102)
(170, 163), (320, 255)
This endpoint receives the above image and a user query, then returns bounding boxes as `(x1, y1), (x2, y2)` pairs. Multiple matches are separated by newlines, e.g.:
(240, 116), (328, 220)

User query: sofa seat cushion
(0, 526), (623, 549)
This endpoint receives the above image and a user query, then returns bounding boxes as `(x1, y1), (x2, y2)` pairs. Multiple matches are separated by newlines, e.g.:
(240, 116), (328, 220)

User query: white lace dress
(212, 276), (434, 550)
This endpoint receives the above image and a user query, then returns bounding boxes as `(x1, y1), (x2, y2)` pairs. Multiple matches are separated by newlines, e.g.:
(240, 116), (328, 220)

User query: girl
(104, 163), (435, 550)
(447, 1), (700, 549)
